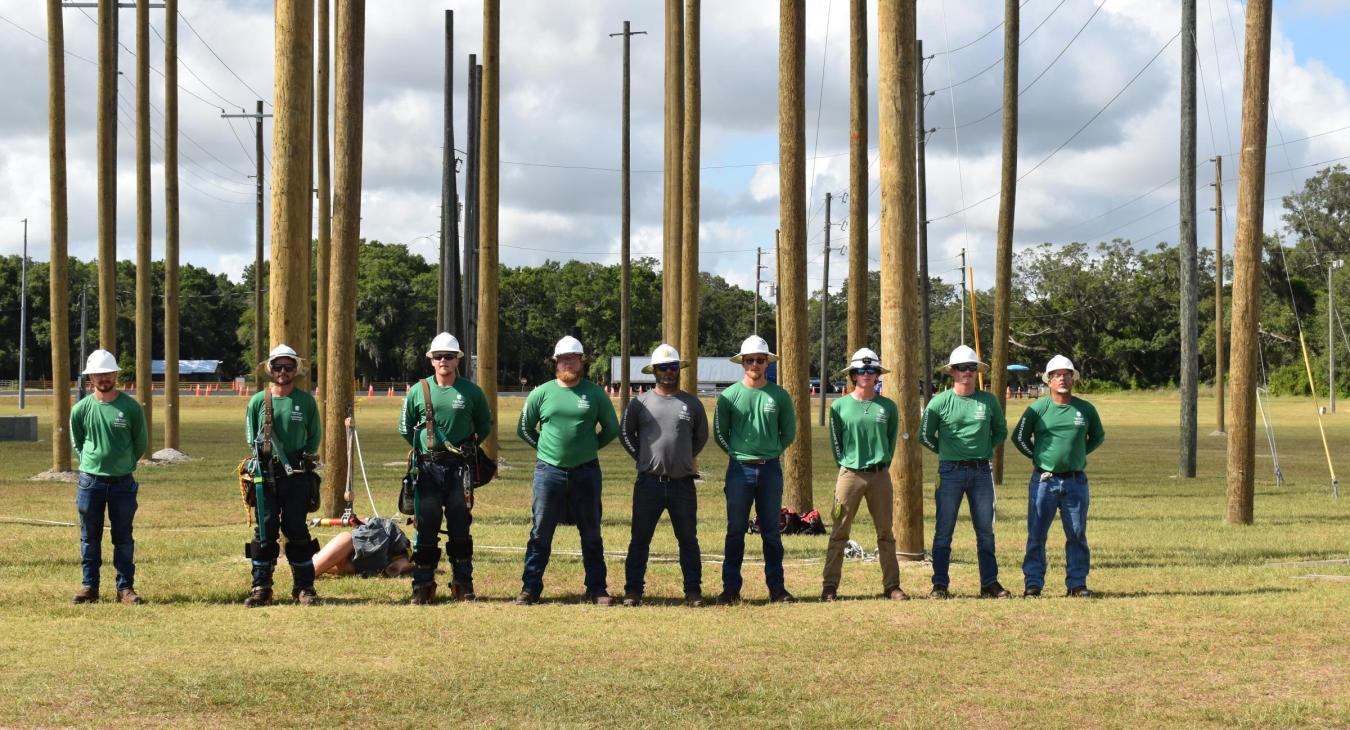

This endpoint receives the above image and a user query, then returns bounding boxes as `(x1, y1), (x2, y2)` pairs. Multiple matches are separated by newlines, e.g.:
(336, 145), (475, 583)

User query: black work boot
(71, 586), (99, 604)
(410, 583), (436, 605)
(293, 587), (320, 606)
(243, 586), (273, 608)
(450, 582), (476, 601)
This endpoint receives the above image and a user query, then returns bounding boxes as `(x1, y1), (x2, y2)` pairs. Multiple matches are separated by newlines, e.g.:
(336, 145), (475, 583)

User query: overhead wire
(804, 0), (835, 233)
(927, 0), (1070, 95)
(929, 0), (1033, 56)
(177, 10), (271, 108)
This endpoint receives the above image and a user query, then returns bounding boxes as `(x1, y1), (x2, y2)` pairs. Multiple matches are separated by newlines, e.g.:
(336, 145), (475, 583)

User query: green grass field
(1, 391), (1346, 728)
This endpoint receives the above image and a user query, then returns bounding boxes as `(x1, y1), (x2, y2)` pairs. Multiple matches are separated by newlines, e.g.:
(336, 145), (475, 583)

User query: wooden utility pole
(1214, 155), (1225, 433)
(917, 39), (933, 403)
(611, 22), (646, 412)
(270, 0), (313, 379)
(163, 0), (180, 451)
(990, 0), (1019, 486)
(324, 0), (365, 516)
(753, 247), (764, 334)
(679, 0), (701, 393)
(820, 192), (832, 427)
(220, 103), (270, 389)
(96, 0), (116, 351)
(315, 0), (331, 423)
(134, 0), (153, 442)
(478, 0), (500, 458)
(48, 0), (72, 471)
(1179, 0), (1199, 478)
(779, 0), (813, 513)
(775, 229), (782, 342)
(439, 9), (461, 342)
(663, 0), (684, 348)
(879, 0), (924, 557)
(846, 0), (867, 355)
(463, 56), (481, 377)
(1226, 0), (1272, 526)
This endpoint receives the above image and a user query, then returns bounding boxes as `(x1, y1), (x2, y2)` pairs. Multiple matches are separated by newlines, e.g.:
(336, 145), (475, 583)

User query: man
(919, 345), (1011, 599)
(619, 344), (709, 608)
(70, 349), (148, 605)
(1013, 355), (1105, 598)
(399, 332), (491, 605)
(822, 348), (905, 602)
(516, 335), (620, 605)
(713, 335), (797, 605)
(243, 344), (322, 607)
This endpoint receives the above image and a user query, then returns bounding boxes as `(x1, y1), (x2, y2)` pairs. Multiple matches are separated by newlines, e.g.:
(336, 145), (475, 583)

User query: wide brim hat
(642, 344), (689, 374)
(946, 345), (990, 374)
(257, 354), (308, 377)
(730, 335), (779, 364)
(837, 348), (891, 377)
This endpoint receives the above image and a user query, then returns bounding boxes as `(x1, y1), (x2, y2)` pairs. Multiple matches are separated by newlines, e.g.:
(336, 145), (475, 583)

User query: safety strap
(262, 390), (274, 457)
(421, 378), (437, 452)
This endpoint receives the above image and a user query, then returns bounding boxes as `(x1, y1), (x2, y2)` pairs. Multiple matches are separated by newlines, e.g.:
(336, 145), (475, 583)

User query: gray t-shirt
(620, 389), (709, 479)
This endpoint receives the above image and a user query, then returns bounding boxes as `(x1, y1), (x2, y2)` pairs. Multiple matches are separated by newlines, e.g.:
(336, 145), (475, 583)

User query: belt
(639, 471), (692, 483)
(943, 459), (990, 468)
(847, 463), (888, 473)
(1046, 470), (1083, 479)
(420, 451), (465, 466)
(737, 458), (771, 465)
(555, 459), (599, 472)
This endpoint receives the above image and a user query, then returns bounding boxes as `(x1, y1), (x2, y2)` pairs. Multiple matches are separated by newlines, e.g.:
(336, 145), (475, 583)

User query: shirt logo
(112, 412), (128, 429)
(453, 394), (466, 410)
(578, 394), (591, 410)
(875, 409), (888, 424)
(1073, 411), (1086, 427)
(679, 404), (692, 422)
(763, 399), (777, 414)
(974, 403), (987, 421)
(291, 405), (304, 422)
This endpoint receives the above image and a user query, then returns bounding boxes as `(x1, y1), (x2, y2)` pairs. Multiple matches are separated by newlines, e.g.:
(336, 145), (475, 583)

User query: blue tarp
(1007, 364), (1031, 371)
(151, 360), (222, 375)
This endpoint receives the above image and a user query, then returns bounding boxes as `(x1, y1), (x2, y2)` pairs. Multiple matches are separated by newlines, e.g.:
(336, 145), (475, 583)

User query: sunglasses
(430, 353), (458, 362)
(654, 363), (680, 372)
(741, 357), (768, 365)
(271, 363), (297, 373)
(851, 366), (880, 375)
(952, 363), (979, 373)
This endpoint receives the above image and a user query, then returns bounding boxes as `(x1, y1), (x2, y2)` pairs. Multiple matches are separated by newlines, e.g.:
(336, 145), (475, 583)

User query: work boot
(929, 585), (950, 600)
(1023, 585), (1043, 598)
(583, 590), (615, 606)
(243, 587), (273, 608)
(979, 581), (1012, 599)
(514, 591), (540, 606)
(683, 592), (705, 608)
(450, 582), (476, 602)
(293, 587), (320, 606)
(117, 588), (144, 605)
(714, 590), (741, 606)
(768, 587), (796, 604)
(1067, 586), (1093, 598)
(71, 586), (99, 605)
(622, 591), (642, 607)
(820, 586), (839, 602)
(885, 587), (910, 601)
(410, 584), (436, 606)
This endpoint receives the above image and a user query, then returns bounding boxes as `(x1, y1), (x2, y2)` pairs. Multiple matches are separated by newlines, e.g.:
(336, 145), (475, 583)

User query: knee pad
(412, 545), (442, 568)
(245, 540), (280, 561)
(285, 538), (321, 564)
(448, 535), (474, 563)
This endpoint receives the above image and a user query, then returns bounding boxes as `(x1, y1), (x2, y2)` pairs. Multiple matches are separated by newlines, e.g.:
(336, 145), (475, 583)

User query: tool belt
(418, 450), (466, 467)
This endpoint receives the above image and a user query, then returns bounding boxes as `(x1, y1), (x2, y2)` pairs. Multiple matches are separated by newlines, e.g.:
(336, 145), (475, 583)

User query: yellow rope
(1297, 331), (1338, 491)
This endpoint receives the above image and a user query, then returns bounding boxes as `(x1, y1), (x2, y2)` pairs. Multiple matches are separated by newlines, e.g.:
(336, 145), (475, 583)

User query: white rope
(351, 426), (380, 518)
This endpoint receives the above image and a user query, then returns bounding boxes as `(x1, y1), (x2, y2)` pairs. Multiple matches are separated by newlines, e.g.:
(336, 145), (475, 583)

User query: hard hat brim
(425, 349), (465, 359)
(1041, 368), (1079, 384)
(641, 359), (691, 374)
(258, 356), (308, 377)
(730, 352), (779, 364)
(837, 363), (890, 377)
(81, 366), (119, 375)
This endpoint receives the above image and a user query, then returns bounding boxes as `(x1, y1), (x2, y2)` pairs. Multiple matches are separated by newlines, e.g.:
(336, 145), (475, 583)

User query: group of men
(68, 332), (1103, 606)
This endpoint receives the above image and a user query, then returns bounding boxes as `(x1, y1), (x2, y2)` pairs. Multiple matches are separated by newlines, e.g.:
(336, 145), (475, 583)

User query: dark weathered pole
(440, 9), (460, 342)
(1330, 261), (1339, 413)
(478, 0), (500, 458)
(270, 0), (314, 382)
(819, 192), (832, 427)
(990, 0), (1019, 486)
(253, 100), (264, 389)
(1226, 0), (1272, 525)
(753, 247), (762, 335)
(779, 0), (813, 513)
(19, 222), (28, 410)
(1214, 155), (1225, 433)
(463, 57), (481, 378)
(847, 0), (867, 355)
(917, 39), (932, 403)
(679, 0), (701, 394)
(135, 0), (153, 441)
(163, 0), (180, 451)
(663, 0), (684, 347)
(48, 0), (72, 471)
(97, 0), (117, 351)
(1179, 0), (1199, 478)
(611, 22), (645, 411)
(325, 0), (365, 516)
(879, 0), (924, 557)
(79, 285), (89, 399)
(315, 0), (331, 430)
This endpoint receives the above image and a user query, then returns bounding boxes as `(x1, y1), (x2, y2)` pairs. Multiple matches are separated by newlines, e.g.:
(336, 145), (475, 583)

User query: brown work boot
(768, 587), (796, 604)
(683, 592), (704, 608)
(409, 584), (436, 605)
(886, 587), (910, 601)
(820, 586), (839, 602)
(117, 588), (144, 605)
(979, 581), (1012, 599)
(514, 590), (540, 606)
(450, 582), (476, 601)
(621, 592), (642, 607)
(243, 586), (273, 608)
(583, 590), (615, 606)
(714, 590), (741, 606)
(71, 586), (99, 604)
(293, 587), (320, 606)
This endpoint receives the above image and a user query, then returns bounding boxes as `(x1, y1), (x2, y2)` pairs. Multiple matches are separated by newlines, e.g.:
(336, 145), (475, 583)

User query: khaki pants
(822, 467), (901, 592)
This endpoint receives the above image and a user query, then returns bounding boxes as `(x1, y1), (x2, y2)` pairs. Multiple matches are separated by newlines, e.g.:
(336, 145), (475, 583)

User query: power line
(804, 0), (835, 232)
(148, 20), (243, 110)
(928, 0), (1070, 94)
(930, 0), (1034, 57)
(177, 11), (271, 108)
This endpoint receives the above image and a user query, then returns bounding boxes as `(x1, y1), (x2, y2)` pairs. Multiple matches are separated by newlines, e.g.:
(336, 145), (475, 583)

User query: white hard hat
(258, 343), (306, 376)
(947, 344), (988, 373)
(426, 332), (463, 358)
(731, 335), (778, 364)
(641, 343), (688, 374)
(1042, 354), (1078, 383)
(553, 335), (586, 359)
(837, 347), (890, 377)
(81, 349), (120, 375)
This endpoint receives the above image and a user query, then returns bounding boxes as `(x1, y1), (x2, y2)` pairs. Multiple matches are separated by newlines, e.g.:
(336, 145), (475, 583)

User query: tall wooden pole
(663, 0), (684, 348)
(1179, 0), (1199, 478)
(271, 0), (314, 380)
(775, 228), (782, 344)
(253, 101), (265, 389)
(990, 0), (1019, 486)
(820, 193), (832, 426)
(463, 57), (481, 377)
(440, 9), (460, 342)
(47, 0), (72, 472)
(96, 0), (117, 352)
(134, 0), (153, 442)
(1214, 155), (1225, 433)
(917, 39), (932, 403)
(1226, 0), (1272, 525)
(779, 0), (813, 513)
(324, 0), (364, 516)
(847, 0), (867, 355)
(315, 0), (331, 433)
(163, 0), (180, 450)
(611, 22), (645, 411)
(879, 0), (924, 557)
(477, 0), (500, 458)
(679, 0), (701, 394)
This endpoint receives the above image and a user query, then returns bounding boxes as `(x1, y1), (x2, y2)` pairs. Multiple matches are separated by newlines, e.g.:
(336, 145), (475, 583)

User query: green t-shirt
(829, 394), (899, 469)
(713, 380), (797, 461)
(245, 388), (322, 457)
(919, 388), (1007, 461)
(70, 392), (147, 476)
(517, 379), (619, 468)
(399, 376), (492, 453)
(1012, 396), (1105, 473)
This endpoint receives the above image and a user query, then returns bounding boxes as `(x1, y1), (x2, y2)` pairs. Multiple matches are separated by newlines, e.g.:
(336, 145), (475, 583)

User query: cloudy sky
(2, 0), (1349, 299)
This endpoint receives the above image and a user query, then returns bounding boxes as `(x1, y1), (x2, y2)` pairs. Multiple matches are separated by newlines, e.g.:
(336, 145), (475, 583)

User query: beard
(557, 369), (582, 385)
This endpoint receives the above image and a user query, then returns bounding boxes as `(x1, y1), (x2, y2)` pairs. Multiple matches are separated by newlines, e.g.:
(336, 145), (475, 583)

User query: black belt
(737, 458), (772, 465)
(944, 459), (990, 468)
(639, 471), (692, 483)
(556, 459), (599, 472)
(419, 451), (465, 466)
(1046, 470), (1083, 479)
(847, 463), (888, 473)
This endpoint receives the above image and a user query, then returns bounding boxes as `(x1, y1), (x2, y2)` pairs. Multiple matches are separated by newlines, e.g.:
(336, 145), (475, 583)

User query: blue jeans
(624, 474), (701, 596)
(931, 460), (1000, 589)
(76, 473), (138, 591)
(722, 459), (785, 594)
(1022, 470), (1091, 590)
(521, 460), (607, 595)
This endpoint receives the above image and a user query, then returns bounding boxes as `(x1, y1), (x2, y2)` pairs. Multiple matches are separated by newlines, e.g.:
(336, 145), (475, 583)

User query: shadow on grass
(1101, 586), (1298, 599)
